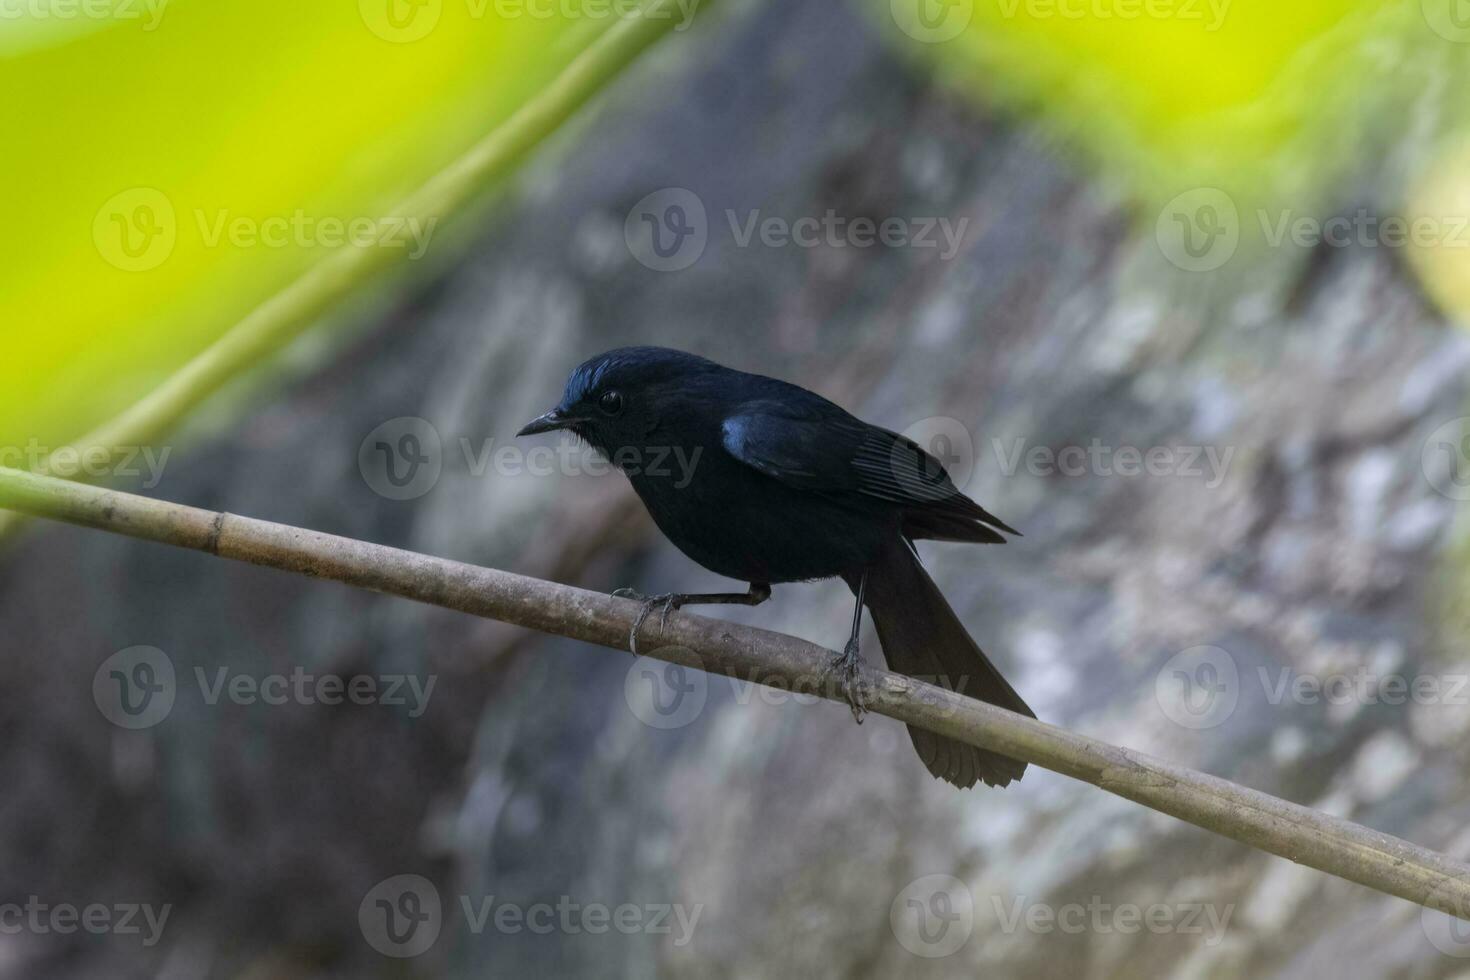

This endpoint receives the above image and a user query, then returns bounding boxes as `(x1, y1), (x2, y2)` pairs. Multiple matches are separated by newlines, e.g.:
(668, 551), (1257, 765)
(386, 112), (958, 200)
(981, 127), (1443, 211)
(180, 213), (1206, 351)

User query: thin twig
(0, 0), (704, 542)
(2, 465), (1468, 920)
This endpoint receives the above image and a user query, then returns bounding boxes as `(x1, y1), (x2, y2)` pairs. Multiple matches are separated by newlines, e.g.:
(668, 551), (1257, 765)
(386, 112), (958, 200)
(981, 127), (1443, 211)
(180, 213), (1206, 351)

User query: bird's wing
(720, 401), (1018, 540)
(718, 402), (855, 489)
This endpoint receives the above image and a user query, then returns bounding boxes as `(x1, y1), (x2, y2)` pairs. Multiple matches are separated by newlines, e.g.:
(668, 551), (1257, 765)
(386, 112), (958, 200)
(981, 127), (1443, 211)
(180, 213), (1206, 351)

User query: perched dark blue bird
(518, 346), (1033, 788)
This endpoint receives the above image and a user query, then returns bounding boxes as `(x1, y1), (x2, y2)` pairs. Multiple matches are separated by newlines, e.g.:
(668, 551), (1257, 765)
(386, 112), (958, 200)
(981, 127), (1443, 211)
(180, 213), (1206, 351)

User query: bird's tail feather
(848, 539), (1033, 788)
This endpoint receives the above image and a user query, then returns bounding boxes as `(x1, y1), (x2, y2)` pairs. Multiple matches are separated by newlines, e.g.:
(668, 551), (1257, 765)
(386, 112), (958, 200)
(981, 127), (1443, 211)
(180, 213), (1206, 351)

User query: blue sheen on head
(561, 346), (720, 409)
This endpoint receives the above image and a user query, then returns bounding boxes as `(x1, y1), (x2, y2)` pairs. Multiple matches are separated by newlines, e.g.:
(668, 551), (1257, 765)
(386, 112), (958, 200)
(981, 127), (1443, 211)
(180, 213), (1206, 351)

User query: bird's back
(618, 358), (1010, 583)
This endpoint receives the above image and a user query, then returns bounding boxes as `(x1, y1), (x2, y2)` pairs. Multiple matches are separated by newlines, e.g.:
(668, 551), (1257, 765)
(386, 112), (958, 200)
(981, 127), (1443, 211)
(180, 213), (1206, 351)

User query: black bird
(518, 347), (1034, 788)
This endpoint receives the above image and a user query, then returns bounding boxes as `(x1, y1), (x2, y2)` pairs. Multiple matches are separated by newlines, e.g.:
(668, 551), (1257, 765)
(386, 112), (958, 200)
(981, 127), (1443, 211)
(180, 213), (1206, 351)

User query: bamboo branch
(0, 0), (703, 542)
(2, 463), (1468, 920)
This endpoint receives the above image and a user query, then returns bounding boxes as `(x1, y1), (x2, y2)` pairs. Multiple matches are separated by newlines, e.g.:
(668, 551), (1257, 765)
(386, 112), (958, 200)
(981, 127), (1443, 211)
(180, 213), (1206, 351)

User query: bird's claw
(612, 589), (683, 656)
(828, 638), (867, 723)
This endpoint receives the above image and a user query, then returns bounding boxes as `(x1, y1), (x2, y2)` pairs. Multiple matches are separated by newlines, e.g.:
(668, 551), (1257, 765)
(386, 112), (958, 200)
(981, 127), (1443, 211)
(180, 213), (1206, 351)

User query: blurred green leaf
(0, 0), (644, 448)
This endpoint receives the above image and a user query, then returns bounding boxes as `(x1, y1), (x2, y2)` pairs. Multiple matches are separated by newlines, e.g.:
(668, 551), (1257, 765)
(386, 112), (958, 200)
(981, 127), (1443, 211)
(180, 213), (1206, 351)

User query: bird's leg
(613, 582), (771, 655)
(829, 569), (868, 723)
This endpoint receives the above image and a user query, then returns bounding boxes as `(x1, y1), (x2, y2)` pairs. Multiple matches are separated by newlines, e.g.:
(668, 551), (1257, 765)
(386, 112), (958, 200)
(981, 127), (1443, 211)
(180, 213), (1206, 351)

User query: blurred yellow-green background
(2, 0), (609, 448)
(7, 0), (1469, 454)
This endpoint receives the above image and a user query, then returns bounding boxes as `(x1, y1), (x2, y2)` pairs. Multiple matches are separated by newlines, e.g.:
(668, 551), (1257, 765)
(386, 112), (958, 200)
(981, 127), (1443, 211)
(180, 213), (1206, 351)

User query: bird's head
(516, 346), (719, 459)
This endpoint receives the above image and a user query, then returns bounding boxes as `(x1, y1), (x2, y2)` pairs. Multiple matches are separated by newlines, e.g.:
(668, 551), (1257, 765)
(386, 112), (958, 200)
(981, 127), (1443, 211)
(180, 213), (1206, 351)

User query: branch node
(206, 511), (226, 555)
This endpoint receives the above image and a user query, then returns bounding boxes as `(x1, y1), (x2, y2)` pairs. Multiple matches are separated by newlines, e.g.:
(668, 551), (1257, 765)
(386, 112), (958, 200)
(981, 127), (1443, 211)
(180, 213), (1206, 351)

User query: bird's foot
(612, 588), (683, 655)
(827, 637), (867, 724)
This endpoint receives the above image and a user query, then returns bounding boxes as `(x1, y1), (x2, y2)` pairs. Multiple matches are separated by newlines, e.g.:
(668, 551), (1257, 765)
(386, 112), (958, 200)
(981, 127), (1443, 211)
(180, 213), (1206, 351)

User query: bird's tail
(848, 539), (1034, 789)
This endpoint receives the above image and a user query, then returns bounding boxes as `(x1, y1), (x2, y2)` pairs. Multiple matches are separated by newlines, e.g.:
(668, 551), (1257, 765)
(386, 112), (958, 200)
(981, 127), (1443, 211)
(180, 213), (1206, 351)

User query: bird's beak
(516, 408), (580, 437)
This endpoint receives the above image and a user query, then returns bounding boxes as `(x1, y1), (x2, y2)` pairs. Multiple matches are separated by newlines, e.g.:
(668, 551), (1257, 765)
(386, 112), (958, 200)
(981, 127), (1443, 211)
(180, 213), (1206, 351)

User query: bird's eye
(598, 390), (624, 416)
